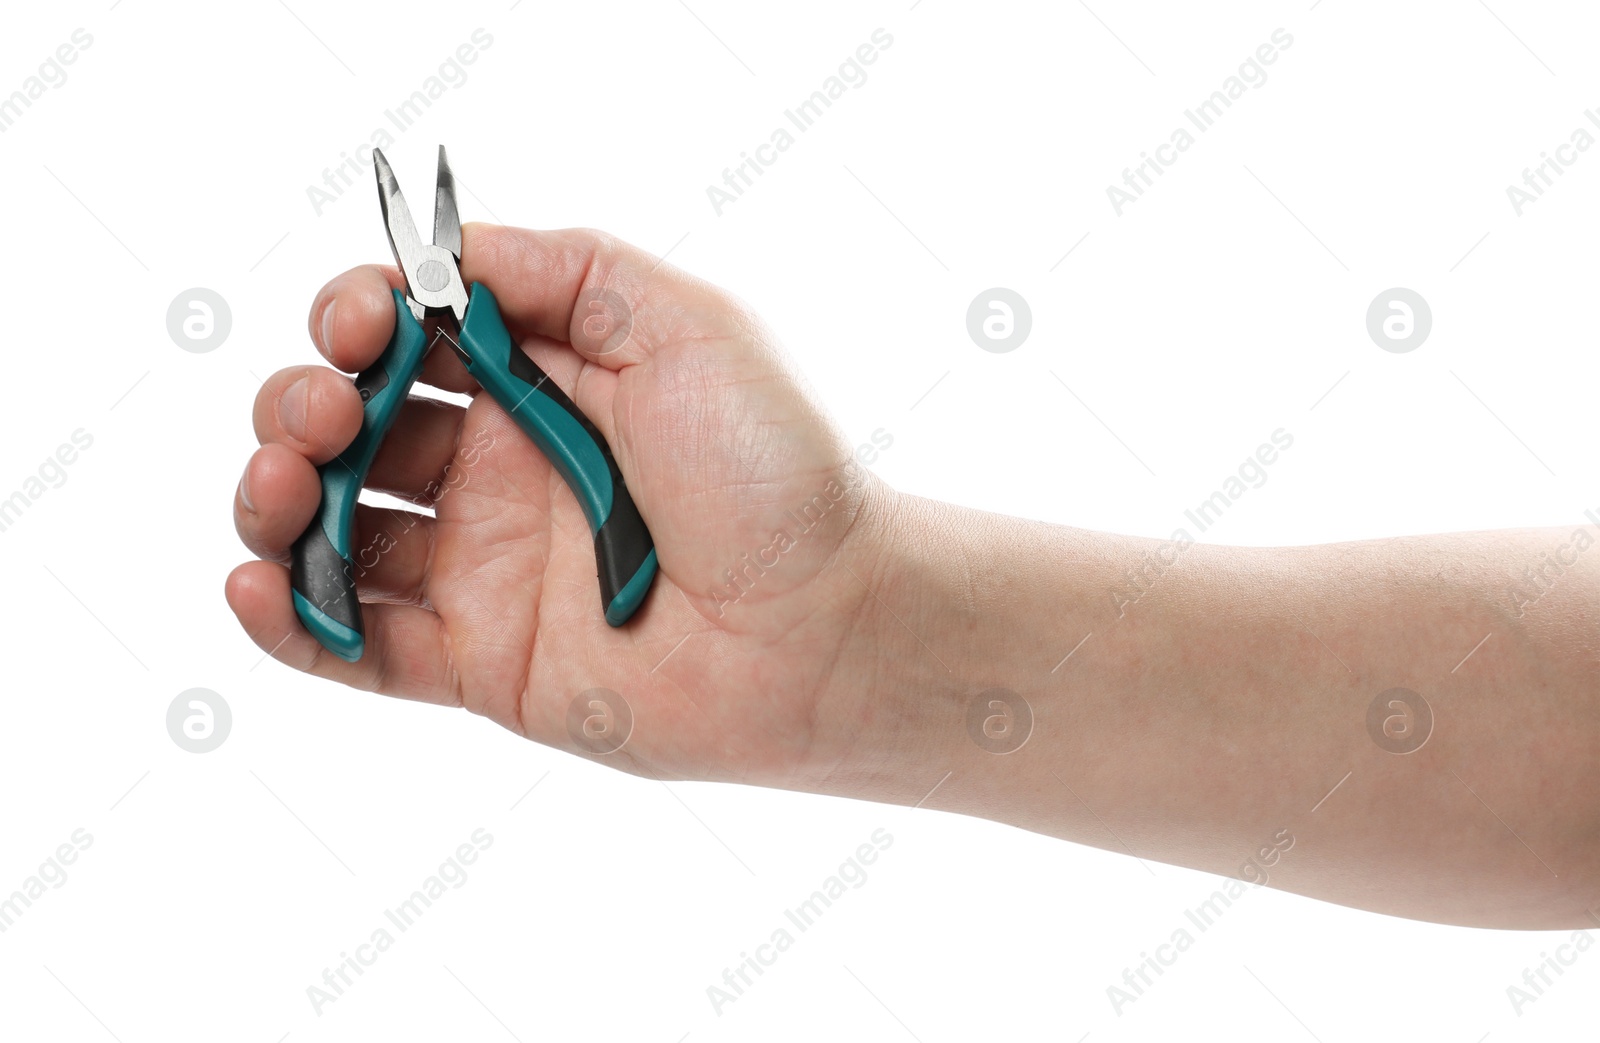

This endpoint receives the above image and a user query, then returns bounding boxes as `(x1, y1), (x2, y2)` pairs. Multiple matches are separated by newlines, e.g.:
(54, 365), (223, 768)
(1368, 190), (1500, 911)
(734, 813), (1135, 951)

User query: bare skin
(227, 223), (1600, 930)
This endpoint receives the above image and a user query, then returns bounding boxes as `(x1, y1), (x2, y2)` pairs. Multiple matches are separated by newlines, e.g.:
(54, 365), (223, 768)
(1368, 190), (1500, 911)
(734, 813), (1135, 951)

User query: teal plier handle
(290, 285), (658, 661)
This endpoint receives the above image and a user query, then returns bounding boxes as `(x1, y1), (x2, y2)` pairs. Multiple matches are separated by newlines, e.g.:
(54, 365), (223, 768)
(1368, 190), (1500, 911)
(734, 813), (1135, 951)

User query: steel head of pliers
(373, 146), (470, 341)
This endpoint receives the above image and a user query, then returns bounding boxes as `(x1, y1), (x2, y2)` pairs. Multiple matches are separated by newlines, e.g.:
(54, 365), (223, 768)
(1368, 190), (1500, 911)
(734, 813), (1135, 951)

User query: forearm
(811, 491), (1600, 929)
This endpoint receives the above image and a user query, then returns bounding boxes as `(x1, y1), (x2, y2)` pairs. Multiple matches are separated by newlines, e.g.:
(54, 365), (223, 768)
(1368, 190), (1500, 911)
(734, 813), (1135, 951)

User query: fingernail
(279, 377), (309, 442)
(319, 299), (337, 358)
(238, 465), (256, 514)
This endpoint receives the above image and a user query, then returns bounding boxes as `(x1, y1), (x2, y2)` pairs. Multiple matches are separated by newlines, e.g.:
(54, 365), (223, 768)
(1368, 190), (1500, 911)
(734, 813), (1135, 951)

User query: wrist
(795, 486), (1068, 810)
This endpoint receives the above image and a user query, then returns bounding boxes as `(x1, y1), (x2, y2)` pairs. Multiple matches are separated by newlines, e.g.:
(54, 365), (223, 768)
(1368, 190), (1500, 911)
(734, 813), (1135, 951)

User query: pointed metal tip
(373, 147), (423, 284)
(434, 144), (462, 260)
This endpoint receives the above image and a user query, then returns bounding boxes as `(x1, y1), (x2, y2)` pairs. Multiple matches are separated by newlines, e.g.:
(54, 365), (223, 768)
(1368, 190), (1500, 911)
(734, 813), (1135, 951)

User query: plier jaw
(374, 146), (470, 331)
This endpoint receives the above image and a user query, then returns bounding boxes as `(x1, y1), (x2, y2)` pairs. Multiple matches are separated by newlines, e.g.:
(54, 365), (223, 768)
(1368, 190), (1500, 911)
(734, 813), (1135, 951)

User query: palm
(383, 303), (866, 782)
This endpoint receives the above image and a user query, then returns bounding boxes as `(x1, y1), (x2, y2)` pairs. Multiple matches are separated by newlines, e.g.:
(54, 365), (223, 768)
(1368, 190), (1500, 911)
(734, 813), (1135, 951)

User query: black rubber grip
(290, 520), (361, 634)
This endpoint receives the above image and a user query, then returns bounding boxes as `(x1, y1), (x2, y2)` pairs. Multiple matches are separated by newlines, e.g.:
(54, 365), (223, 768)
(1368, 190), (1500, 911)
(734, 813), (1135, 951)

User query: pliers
(290, 146), (657, 662)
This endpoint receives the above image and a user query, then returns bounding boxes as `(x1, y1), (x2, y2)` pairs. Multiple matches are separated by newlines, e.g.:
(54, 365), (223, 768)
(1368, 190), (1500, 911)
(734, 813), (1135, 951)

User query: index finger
(308, 263), (477, 394)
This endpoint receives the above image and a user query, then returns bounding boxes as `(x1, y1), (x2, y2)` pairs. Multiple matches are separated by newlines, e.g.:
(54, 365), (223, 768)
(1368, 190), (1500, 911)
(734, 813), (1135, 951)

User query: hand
(227, 223), (899, 787)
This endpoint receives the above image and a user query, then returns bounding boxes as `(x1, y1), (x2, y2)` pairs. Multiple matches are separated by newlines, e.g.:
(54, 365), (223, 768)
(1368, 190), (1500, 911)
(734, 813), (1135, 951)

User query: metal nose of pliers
(374, 146), (470, 327)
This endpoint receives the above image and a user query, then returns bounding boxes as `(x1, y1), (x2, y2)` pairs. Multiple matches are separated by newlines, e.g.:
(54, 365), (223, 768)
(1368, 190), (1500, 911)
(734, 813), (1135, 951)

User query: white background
(2, 0), (1597, 1039)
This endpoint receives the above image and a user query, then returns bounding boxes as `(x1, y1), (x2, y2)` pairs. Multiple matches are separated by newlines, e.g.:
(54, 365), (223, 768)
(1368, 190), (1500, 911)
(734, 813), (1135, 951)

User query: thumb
(459, 223), (755, 369)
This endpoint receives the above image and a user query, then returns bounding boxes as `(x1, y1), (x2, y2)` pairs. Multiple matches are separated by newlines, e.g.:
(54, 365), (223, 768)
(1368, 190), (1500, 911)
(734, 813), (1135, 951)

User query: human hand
(227, 223), (901, 787)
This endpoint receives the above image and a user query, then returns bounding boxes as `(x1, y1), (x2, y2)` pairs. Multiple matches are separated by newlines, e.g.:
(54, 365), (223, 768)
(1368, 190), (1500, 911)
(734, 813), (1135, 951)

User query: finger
(252, 366), (364, 465)
(307, 263), (401, 372)
(308, 263), (476, 394)
(234, 445), (436, 603)
(226, 561), (463, 710)
(233, 443), (318, 561)
(252, 367), (472, 505)
(459, 223), (750, 368)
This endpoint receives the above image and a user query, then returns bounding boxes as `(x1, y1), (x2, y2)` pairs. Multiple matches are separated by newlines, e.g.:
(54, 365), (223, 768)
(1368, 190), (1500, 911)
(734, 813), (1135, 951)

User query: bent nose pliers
(290, 146), (657, 661)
